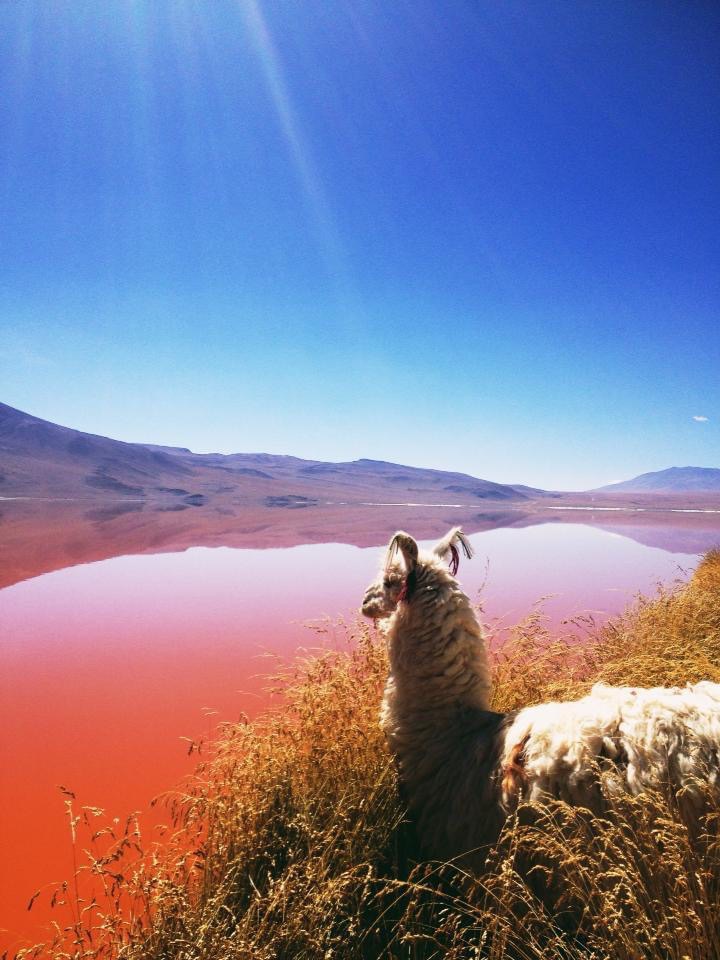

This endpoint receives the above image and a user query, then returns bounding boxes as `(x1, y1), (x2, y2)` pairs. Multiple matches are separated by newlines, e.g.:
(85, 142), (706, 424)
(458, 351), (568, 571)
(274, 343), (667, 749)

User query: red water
(0, 523), (701, 952)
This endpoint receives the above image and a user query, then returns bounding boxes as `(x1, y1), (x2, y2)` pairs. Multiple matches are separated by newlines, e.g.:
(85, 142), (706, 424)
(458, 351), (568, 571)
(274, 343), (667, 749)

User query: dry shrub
(15, 551), (720, 960)
(493, 548), (720, 713)
(384, 779), (720, 960)
(587, 548), (720, 690)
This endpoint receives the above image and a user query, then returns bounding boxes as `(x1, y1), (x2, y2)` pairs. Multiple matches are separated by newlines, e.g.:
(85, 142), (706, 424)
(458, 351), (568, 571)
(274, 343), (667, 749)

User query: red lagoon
(0, 522), (704, 952)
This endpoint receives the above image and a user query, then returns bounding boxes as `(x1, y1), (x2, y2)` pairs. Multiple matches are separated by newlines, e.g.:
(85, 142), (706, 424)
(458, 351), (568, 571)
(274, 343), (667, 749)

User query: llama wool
(362, 528), (720, 869)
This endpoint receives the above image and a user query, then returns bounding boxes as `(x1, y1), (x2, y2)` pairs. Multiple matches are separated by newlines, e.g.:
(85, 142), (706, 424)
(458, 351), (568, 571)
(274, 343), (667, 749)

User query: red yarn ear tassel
(449, 543), (460, 576)
(397, 569), (417, 603)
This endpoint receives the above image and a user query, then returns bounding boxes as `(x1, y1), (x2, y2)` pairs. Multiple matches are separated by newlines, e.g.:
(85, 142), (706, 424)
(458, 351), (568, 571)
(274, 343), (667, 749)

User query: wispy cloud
(692, 415), (709, 422)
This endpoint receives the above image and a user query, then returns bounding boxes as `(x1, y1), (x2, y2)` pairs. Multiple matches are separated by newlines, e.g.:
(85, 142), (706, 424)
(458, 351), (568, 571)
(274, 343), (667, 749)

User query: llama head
(361, 527), (473, 620)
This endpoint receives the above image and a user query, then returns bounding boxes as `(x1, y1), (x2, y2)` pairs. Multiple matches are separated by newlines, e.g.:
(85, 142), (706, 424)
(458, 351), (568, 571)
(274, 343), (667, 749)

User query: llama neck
(383, 573), (493, 731)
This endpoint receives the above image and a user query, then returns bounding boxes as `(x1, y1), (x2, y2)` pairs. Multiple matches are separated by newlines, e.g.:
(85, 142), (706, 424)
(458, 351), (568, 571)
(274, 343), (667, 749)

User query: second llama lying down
(361, 527), (720, 869)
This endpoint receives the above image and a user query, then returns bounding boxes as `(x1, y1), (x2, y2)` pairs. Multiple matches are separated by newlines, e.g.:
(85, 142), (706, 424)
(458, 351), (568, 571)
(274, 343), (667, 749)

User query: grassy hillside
(18, 551), (720, 960)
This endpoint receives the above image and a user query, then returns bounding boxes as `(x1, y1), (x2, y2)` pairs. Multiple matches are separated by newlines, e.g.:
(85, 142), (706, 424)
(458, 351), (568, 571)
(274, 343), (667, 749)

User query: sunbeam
(238, 0), (352, 294)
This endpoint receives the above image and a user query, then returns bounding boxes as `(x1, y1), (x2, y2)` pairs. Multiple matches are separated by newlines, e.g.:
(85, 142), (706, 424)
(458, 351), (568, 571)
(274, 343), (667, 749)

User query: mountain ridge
(597, 466), (720, 493)
(2, 401), (719, 502)
(0, 402), (529, 504)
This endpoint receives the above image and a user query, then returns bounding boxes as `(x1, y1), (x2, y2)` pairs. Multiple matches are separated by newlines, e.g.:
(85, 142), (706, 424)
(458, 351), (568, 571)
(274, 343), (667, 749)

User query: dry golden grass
(15, 550), (720, 960)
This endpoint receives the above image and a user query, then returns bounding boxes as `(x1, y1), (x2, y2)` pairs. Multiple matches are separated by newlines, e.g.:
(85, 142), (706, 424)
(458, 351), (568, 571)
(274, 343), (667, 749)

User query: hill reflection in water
(2, 497), (720, 590)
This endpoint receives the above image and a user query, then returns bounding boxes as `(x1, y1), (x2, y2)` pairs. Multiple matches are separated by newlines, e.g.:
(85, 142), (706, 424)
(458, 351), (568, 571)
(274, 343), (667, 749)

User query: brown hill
(0, 402), (528, 506)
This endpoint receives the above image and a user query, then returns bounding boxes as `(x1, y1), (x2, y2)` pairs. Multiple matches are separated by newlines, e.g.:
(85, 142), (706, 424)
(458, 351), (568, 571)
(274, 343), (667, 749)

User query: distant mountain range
(597, 466), (720, 493)
(1, 402), (718, 504)
(0, 402), (531, 505)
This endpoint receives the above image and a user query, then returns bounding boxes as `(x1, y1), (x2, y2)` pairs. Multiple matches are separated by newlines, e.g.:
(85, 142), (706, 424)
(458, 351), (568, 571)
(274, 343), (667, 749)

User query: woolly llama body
(361, 528), (720, 868)
(501, 679), (720, 813)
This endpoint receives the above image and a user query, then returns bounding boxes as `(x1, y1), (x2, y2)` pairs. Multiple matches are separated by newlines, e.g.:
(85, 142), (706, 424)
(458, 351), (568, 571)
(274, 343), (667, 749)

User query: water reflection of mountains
(2, 499), (720, 591)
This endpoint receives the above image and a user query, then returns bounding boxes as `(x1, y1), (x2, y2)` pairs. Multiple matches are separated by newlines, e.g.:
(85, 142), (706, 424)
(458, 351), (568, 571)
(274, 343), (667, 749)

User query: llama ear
(433, 527), (473, 575)
(386, 531), (419, 573)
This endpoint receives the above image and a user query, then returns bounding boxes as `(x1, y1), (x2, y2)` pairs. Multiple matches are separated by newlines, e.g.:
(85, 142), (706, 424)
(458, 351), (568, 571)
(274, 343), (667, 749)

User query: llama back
(501, 680), (720, 809)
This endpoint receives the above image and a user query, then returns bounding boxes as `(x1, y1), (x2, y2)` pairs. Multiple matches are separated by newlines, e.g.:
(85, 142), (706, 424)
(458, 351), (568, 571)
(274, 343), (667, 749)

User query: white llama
(361, 527), (720, 868)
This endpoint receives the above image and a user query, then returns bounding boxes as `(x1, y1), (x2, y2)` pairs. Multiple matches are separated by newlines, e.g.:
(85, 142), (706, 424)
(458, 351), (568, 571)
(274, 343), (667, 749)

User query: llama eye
(383, 578), (393, 589)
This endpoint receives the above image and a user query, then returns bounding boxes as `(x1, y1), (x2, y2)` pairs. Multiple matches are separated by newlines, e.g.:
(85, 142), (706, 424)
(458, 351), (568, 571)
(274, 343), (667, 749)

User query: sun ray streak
(239, 0), (351, 291)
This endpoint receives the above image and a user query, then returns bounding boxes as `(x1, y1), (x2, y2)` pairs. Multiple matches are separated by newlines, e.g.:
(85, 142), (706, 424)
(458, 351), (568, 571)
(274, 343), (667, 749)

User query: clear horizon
(1, 1), (718, 489)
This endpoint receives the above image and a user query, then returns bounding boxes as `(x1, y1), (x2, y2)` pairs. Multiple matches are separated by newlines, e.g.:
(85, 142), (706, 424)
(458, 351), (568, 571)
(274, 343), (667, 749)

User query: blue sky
(1, 0), (718, 489)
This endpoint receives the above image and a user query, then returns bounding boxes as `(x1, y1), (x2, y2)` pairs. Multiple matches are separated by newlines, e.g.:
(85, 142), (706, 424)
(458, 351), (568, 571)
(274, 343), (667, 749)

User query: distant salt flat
(549, 505), (720, 515)
(325, 501), (466, 508)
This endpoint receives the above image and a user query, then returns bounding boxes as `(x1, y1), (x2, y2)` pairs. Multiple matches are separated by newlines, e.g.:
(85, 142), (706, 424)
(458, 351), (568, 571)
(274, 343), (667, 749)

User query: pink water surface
(0, 523), (700, 951)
